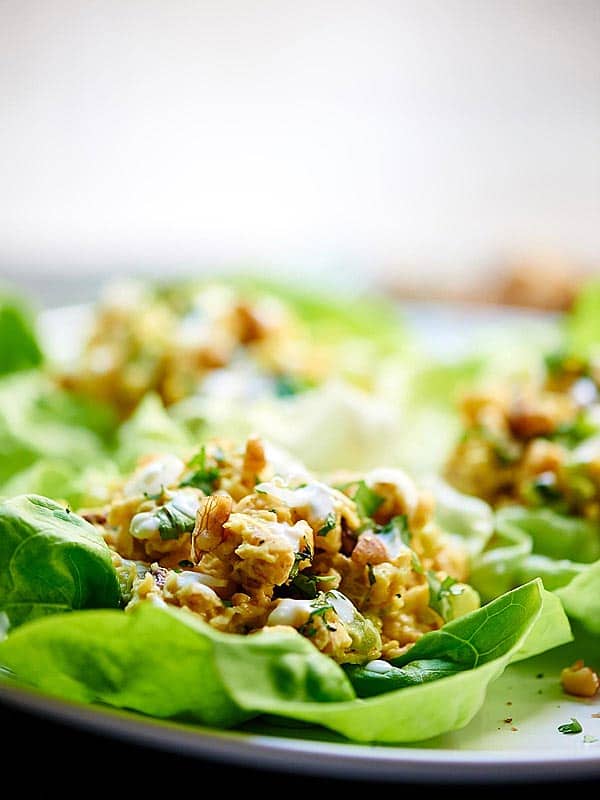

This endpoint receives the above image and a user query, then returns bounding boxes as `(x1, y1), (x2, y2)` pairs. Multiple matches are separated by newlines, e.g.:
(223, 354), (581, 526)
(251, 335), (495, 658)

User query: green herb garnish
(291, 572), (336, 599)
(152, 499), (197, 541)
(544, 351), (570, 375)
(549, 413), (598, 447)
(558, 718), (583, 735)
(366, 563), (376, 586)
(427, 571), (464, 622)
(411, 552), (424, 574)
(273, 374), (311, 397)
(317, 512), (336, 537)
(354, 481), (384, 520)
(143, 488), (164, 501)
(180, 446), (220, 495)
(288, 544), (313, 581)
(527, 472), (562, 504)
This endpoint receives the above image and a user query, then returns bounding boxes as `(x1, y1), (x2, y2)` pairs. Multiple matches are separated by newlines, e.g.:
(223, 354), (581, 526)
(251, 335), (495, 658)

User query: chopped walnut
(192, 493), (233, 557)
(241, 436), (267, 488)
(351, 533), (388, 566)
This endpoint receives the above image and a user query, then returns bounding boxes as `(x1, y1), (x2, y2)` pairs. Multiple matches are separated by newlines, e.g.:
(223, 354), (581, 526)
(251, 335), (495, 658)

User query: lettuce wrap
(0, 575), (569, 743)
(434, 484), (600, 636)
(0, 489), (571, 742)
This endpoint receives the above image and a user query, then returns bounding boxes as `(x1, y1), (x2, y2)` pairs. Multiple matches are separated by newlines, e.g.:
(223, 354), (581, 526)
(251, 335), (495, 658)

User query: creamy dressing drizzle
(267, 598), (314, 628)
(365, 659), (392, 673)
(124, 455), (185, 498)
(255, 481), (336, 526)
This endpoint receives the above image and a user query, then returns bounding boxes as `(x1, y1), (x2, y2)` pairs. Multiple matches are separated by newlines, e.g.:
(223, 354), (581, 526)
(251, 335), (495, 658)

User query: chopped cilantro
(288, 544), (313, 581)
(558, 718), (583, 735)
(549, 413), (598, 447)
(180, 446), (220, 494)
(274, 374), (311, 397)
(309, 603), (333, 619)
(544, 351), (570, 375)
(317, 512), (336, 537)
(298, 596), (335, 637)
(366, 563), (376, 586)
(427, 571), (464, 622)
(354, 481), (384, 520)
(411, 551), (424, 574)
(291, 572), (336, 599)
(527, 472), (562, 504)
(144, 498), (197, 541)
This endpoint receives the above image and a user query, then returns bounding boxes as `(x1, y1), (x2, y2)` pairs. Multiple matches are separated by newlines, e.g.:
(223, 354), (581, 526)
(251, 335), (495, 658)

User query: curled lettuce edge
(556, 559), (600, 635)
(0, 578), (570, 743)
(433, 481), (600, 635)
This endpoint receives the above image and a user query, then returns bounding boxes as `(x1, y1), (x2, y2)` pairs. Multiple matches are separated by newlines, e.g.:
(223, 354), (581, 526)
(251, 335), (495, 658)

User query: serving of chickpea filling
(81, 436), (478, 665)
(445, 352), (600, 518)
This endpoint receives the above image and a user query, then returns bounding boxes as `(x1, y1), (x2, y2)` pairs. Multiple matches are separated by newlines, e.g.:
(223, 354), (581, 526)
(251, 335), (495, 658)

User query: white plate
(2, 301), (598, 782)
(2, 634), (600, 782)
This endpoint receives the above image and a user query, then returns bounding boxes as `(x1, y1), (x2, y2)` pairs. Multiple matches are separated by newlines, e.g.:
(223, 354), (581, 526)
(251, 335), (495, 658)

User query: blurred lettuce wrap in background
(433, 481), (600, 636)
(0, 288), (44, 376)
(439, 280), (600, 635)
(0, 277), (562, 495)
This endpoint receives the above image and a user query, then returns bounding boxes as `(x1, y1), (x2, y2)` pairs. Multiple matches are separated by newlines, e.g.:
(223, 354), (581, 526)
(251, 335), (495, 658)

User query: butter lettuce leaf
(0, 579), (569, 742)
(556, 559), (600, 635)
(0, 603), (353, 725)
(565, 279), (600, 358)
(0, 372), (112, 489)
(447, 499), (600, 636)
(0, 291), (43, 376)
(0, 494), (121, 629)
(116, 393), (191, 470)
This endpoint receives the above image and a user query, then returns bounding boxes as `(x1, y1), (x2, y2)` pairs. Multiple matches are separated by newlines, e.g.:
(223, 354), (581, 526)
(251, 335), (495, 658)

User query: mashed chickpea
(83, 436), (477, 664)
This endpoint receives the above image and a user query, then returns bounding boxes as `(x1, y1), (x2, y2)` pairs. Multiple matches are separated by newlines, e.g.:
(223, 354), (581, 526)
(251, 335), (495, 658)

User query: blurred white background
(1, 0), (599, 301)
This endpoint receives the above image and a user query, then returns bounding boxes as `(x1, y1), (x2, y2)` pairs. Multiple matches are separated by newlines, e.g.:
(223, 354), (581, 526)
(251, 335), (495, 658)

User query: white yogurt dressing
(130, 512), (160, 539)
(124, 455), (186, 498)
(255, 480), (336, 527)
(267, 598), (314, 628)
(365, 659), (392, 674)
(271, 521), (309, 550)
(327, 590), (357, 624)
(175, 570), (225, 589)
(130, 490), (200, 540)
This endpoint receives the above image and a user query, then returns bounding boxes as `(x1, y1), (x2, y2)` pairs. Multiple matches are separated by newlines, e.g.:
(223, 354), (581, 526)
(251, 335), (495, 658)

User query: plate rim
(2, 681), (600, 783)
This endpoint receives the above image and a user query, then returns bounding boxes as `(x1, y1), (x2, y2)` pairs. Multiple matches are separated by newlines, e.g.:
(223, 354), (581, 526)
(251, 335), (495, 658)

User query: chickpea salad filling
(2, 277), (600, 743)
(84, 436), (474, 665)
(434, 282), (600, 667)
(0, 435), (569, 742)
(59, 279), (401, 417)
(445, 352), (600, 516)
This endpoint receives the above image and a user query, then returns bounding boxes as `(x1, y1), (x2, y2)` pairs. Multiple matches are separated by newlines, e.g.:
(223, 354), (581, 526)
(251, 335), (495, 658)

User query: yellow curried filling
(445, 357), (600, 517)
(61, 283), (333, 415)
(81, 436), (475, 664)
